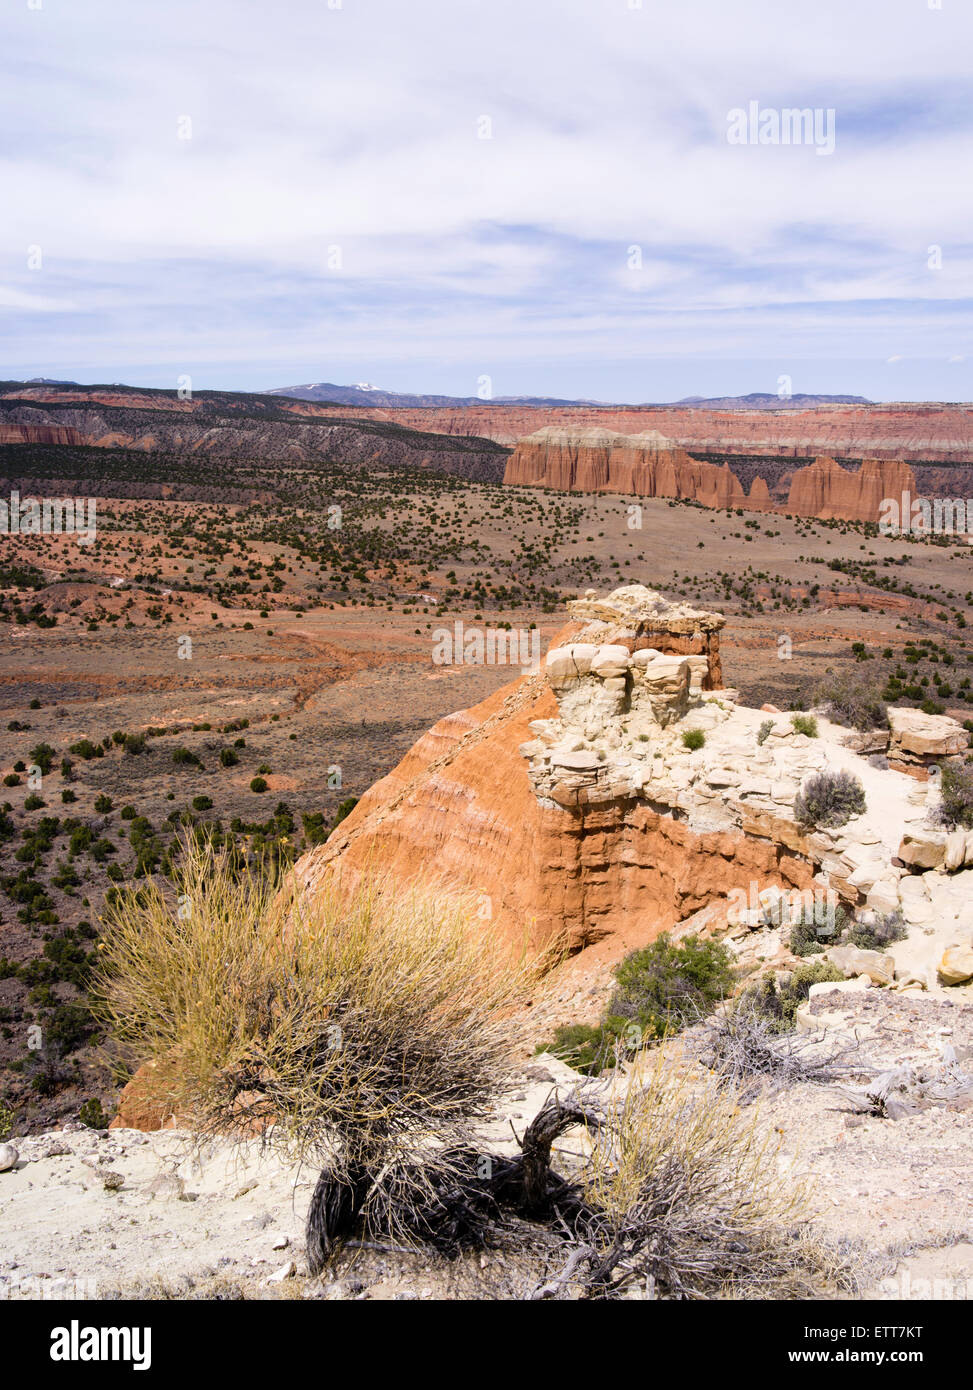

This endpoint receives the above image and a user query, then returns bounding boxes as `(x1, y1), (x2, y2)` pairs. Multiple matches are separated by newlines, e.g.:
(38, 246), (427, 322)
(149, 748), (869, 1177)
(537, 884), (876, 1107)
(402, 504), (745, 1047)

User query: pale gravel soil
(1, 989), (969, 1302)
(765, 988), (973, 1298)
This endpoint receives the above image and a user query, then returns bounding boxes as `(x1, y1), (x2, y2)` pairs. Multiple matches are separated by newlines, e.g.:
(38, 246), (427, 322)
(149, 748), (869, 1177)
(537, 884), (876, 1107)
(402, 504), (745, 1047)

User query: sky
(2, 0), (972, 402)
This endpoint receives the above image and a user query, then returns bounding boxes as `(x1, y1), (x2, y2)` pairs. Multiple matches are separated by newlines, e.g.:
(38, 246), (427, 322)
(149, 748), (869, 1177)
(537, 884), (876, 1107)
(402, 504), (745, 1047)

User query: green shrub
(794, 770), (866, 830)
(610, 933), (734, 1036)
(249, 776), (268, 793)
(24, 794), (45, 811)
(70, 739), (103, 760)
(191, 795), (213, 812)
(788, 900), (848, 957)
(544, 934), (735, 1074)
(790, 714), (818, 738)
(333, 797), (358, 827)
(735, 959), (844, 1033)
(171, 747), (201, 767)
(301, 811), (329, 847)
(94, 794), (113, 814)
(936, 761), (973, 830)
(120, 805), (137, 820)
(542, 1022), (617, 1075)
(812, 672), (888, 732)
(844, 911), (908, 951)
(29, 743), (56, 775)
(757, 719), (774, 745)
(78, 1097), (110, 1129)
(123, 733), (146, 756)
(681, 729), (705, 751)
(219, 748), (239, 767)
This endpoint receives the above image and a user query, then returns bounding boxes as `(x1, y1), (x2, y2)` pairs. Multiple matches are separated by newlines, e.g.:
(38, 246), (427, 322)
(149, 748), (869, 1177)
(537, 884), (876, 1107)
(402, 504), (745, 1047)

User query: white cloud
(1, 0), (972, 392)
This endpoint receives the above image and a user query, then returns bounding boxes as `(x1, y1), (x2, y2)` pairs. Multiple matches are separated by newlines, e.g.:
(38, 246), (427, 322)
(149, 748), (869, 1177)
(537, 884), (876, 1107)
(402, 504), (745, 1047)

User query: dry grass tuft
(553, 1052), (858, 1300)
(94, 838), (538, 1257)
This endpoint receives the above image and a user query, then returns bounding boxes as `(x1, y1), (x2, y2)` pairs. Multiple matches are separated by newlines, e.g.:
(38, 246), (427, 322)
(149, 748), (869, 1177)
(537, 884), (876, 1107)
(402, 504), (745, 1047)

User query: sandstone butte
(293, 584), (973, 968)
(113, 586), (973, 1128)
(502, 425), (918, 524)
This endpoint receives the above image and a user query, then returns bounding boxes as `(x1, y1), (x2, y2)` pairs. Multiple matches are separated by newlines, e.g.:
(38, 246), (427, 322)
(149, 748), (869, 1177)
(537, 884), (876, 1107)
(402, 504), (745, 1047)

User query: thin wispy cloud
(1, 0), (971, 399)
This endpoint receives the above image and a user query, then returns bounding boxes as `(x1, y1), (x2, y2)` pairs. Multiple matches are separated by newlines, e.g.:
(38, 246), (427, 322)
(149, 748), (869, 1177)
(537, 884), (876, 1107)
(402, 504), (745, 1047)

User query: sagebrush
(94, 839), (539, 1254)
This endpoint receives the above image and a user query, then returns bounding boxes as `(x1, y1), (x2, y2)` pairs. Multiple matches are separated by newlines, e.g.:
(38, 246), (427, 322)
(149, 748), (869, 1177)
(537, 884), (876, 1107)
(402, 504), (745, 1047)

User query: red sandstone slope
(293, 661), (811, 962)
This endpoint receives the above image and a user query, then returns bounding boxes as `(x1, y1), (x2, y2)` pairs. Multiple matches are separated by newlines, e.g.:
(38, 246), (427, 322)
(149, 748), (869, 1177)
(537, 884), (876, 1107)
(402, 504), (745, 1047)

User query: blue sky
(1, 0), (972, 401)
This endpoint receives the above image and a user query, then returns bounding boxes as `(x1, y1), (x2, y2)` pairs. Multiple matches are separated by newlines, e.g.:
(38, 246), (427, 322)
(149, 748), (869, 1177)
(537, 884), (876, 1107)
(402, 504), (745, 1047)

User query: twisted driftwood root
(306, 1163), (372, 1275)
(304, 1091), (605, 1272)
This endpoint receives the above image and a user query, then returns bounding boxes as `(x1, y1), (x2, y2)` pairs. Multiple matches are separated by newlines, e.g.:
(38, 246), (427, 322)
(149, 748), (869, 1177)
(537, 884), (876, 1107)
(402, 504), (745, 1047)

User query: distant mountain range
(4, 378), (874, 410)
(262, 382), (611, 408)
(673, 392), (871, 409)
(3, 378), (970, 467)
(264, 382), (873, 410)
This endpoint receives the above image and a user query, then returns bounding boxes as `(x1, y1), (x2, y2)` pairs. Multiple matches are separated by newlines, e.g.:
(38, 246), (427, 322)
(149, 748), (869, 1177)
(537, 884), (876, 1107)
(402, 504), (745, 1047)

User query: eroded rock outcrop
(786, 455), (916, 523)
(295, 585), (973, 989)
(504, 426), (772, 512)
(504, 428), (920, 526)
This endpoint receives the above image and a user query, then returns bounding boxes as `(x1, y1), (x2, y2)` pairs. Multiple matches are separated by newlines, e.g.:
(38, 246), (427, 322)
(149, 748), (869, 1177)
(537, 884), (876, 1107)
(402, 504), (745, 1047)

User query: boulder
(685, 655), (710, 692)
(897, 830), (946, 870)
(888, 707), (966, 759)
(827, 944), (896, 986)
(809, 976), (871, 999)
(634, 654), (689, 687)
(0, 1143), (18, 1172)
(866, 877), (901, 915)
(938, 943), (973, 985)
(550, 750), (602, 773)
(590, 644), (631, 679)
(545, 643), (598, 683)
(945, 829), (968, 872)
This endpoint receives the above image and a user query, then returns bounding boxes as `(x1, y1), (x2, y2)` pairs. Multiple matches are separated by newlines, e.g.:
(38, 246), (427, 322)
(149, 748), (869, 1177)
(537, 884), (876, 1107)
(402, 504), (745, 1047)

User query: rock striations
(503, 426), (920, 525)
(503, 426), (765, 511)
(295, 585), (973, 989)
(785, 454), (916, 522)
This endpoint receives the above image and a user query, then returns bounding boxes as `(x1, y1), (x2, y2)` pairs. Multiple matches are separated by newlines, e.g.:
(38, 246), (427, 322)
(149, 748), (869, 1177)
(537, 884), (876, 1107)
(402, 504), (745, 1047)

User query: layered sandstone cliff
(0, 400), (507, 484)
(7, 385), (973, 462)
(295, 585), (973, 981)
(503, 426), (768, 511)
(503, 427), (920, 525)
(0, 423), (87, 447)
(351, 401), (973, 463)
(785, 455), (916, 522)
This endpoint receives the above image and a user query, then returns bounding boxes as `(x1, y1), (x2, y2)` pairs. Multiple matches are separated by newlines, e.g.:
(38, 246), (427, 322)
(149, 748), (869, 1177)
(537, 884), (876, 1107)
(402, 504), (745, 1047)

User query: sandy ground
(2, 984), (970, 1302)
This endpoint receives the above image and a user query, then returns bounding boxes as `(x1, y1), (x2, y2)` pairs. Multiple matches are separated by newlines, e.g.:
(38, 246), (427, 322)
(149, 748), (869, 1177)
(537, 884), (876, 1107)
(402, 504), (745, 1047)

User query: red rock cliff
(785, 455), (917, 523)
(293, 658), (811, 962)
(503, 426), (773, 511)
(504, 428), (918, 524)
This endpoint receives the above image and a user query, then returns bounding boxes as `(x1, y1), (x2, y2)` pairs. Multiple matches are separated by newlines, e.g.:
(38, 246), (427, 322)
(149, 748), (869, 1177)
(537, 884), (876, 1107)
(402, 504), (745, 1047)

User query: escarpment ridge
(294, 584), (973, 990)
(504, 426), (924, 524)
